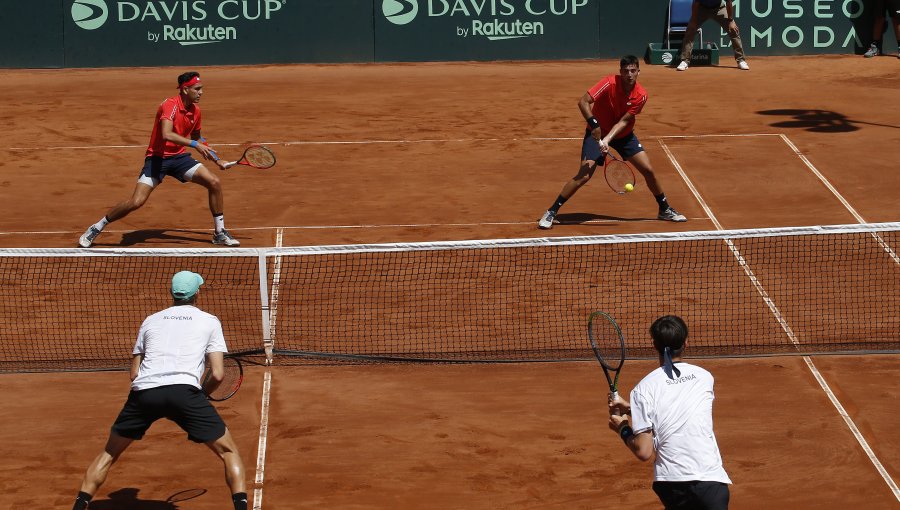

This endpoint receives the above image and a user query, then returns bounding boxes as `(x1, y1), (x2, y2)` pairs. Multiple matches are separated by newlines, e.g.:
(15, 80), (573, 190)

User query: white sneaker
(78, 226), (101, 248)
(538, 210), (556, 229)
(676, 60), (689, 71)
(212, 229), (241, 246)
(738, 59), (750, 70)
(658, 208), (687, 222)
(863, 43), (879, 58)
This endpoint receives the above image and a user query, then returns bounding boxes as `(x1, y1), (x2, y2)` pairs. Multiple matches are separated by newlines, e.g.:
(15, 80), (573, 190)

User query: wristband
(189, 140), (198, 148)
(619, 425), (634, 445)
(587, 116), (600, 130)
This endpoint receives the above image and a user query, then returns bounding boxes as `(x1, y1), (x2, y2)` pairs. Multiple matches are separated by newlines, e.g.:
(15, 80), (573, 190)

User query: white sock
(92, 216), (109, 232)
(213, 214), (225, 233)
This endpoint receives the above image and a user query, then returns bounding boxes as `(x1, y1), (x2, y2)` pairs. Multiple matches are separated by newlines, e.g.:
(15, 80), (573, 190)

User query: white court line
(0, 217), (701, 237)
(779, 134), (900, 266)
(3, 132), (783, 152)
(253, 228), (282, 510)
(253, 371), (272, 510)
(659, 137), (900, 503)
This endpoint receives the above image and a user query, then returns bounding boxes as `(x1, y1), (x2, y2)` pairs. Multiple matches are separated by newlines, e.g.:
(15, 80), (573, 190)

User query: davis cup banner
(375, 0), (601, 61)
(64, 0), (374, 66)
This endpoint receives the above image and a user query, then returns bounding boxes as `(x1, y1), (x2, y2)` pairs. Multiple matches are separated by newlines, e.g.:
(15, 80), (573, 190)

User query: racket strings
(589, 314), (627, 370)
(605, 160), (635, 191)
(593, 339), (626, 370)
(203, 360), (242, 400)
(244, 147), (275, 168)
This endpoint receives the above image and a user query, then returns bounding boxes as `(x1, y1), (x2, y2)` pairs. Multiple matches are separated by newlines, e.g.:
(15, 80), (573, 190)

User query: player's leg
(206, 429), (249, 510)
(73, 387), (159, 510)
(538, 131), (602, 229)
(190, 165), (240, 246)
(171, 385), (247, 509)
(538, 161), (597, 229)
(78, 161), (158, 248)
(106, 183), (155, 222)
(619, 135), (686, 222)
(72, 432), (133, 509)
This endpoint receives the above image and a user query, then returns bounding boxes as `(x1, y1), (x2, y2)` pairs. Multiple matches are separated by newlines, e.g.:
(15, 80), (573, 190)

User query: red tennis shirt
(145, 95), (202, 158)
(587, 74), (648, 139)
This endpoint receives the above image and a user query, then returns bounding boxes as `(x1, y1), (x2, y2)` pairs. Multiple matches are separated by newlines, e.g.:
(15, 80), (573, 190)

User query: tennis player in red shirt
(538, 55), (687, 229)
(79, 71), (239, 247)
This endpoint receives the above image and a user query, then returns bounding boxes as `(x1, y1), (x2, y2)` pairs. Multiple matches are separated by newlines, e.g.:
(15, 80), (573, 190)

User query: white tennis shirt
(629, 362), (732, 484)
(131, 305), (228, 391)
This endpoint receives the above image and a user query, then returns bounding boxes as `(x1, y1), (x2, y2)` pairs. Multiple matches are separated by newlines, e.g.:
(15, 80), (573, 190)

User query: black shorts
(111, 384), (226, 443)
(652, 481), (730, 510)
(581, 130), (645, 164)
(139, 153), (202, 186)
(873, 0), (900, 19)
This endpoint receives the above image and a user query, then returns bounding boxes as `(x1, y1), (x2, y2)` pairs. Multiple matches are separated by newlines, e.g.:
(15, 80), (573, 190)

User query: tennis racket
(201, 356), (243, 401)
(223, 144), (276, 170)
(587, 311), (627, 411)
(603, 152), (636, 194)
(166, 488), (207, 504)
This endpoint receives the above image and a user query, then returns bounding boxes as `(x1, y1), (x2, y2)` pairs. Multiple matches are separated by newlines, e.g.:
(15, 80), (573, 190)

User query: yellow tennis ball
(624, 183), (635, 192)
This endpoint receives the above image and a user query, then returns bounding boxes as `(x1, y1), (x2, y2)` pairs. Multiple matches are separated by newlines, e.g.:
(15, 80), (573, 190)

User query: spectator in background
(863, 0), (900, 58)
(676, 0), (749, 71)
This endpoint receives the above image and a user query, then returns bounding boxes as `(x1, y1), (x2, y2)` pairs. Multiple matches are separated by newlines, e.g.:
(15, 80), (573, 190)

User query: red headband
(179, 76), (201, 89)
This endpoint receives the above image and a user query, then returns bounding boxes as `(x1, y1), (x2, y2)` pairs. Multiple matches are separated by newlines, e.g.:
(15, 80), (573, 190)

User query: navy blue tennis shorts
(111, 384), (226, 443)
(138, 153), (202, 187)
(581, 130), (645, 164)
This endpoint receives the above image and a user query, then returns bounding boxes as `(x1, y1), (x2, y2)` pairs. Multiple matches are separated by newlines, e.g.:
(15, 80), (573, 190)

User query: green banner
(63, 0), (374, 67)
(0, 3), (65, 67)
(709, 0), (875, 55)
(375, 0), (600, 61)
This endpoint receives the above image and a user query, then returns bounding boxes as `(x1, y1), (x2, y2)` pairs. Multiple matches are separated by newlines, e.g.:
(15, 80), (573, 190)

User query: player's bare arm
(161, 119), (217, 162)
(191, 130), (228, 170)
(129, 353), (143, 382)
(207, 351), (225, 388)
(579, 91), (610, 154)
(608, 393), (631, 415)
(609, 414), (654, 461)
(601, 112), (634, 146)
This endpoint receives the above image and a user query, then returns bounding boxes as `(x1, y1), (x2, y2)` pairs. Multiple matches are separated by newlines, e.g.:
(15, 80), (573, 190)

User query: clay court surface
(1, 55), (899, 508)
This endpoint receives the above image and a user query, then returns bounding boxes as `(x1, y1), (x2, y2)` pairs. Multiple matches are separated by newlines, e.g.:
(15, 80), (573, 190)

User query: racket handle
(609, 390), (621, 416)
(223, 161), (237, 169)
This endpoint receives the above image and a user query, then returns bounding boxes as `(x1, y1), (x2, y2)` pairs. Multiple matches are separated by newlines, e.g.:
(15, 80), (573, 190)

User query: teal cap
(171, 271), (204, 299)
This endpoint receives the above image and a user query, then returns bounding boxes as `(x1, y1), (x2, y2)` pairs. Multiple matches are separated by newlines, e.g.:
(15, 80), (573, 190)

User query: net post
(257, 250), (273, 365)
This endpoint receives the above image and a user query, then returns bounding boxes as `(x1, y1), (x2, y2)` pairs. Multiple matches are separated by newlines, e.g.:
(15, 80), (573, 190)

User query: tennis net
(1, 222), (898, 372)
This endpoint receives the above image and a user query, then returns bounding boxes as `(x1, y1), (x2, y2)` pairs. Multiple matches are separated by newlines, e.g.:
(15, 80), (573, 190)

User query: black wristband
(619, 425), (634, 445)
(587, 116), (600, 130)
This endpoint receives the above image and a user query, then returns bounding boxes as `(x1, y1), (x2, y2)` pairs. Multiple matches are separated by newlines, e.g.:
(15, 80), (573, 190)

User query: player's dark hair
(173, 294), (198, 306)
(177, 71), (200, 88)
(651, 315), (687, 356)
(620, 55), (640, 68)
